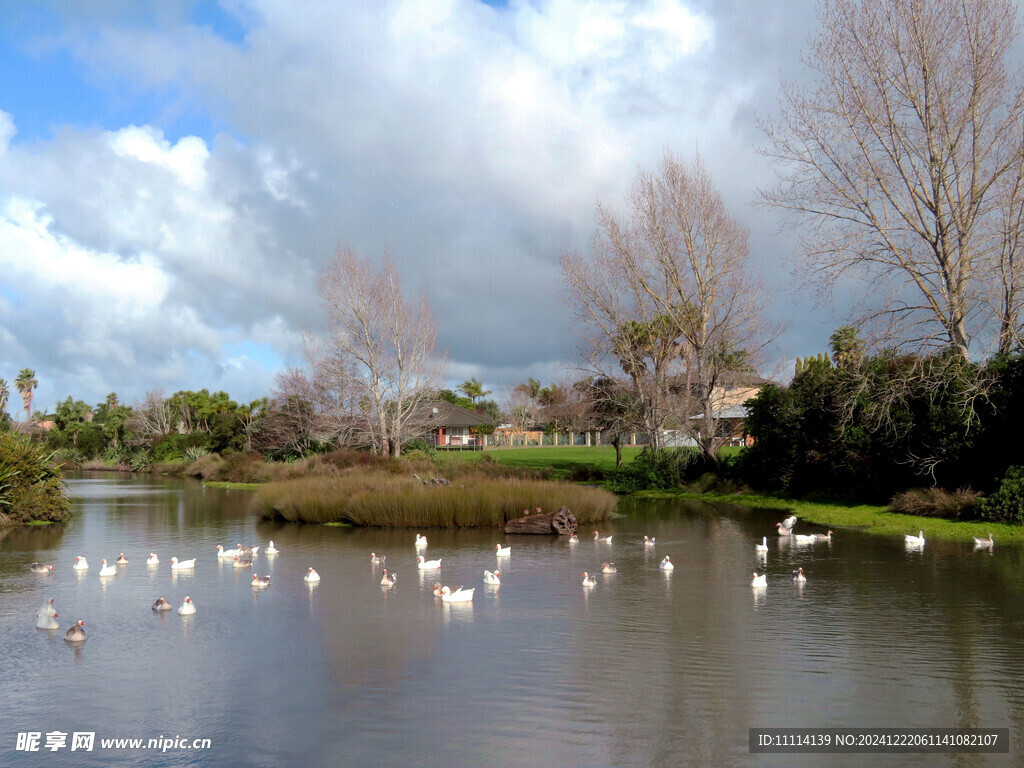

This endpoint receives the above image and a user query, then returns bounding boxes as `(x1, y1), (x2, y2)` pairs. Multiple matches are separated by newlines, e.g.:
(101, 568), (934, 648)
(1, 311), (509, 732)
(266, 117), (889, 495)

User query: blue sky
(0, 0), (831, 415)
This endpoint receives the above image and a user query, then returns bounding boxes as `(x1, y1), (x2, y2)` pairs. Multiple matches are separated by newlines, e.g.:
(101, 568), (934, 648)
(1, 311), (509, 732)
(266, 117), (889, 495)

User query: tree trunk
(504, 506), (578, 535)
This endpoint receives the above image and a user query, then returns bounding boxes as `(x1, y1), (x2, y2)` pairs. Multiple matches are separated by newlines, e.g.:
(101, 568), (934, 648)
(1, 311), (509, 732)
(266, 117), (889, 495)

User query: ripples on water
(0, 476), (1022, 767)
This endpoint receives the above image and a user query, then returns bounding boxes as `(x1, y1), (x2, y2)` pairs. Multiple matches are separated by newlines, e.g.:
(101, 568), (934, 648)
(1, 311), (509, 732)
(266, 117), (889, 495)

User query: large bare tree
(761, 0), (1024, 359)
(312, 247), (444, 457)
(562, 150), (772, 459)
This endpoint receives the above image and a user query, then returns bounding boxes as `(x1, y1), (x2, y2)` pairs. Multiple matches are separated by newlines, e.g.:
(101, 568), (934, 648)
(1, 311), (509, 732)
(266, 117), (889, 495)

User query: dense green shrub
(608, 446), (711, 492)
(977, 466), (1024, 524)
(152, 433), (212, 462)
(0, 432), (72, 525)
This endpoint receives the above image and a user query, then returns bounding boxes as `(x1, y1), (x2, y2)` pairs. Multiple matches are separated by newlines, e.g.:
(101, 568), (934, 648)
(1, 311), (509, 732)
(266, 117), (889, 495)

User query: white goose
(265, 541), (279, 555)
(304, 567), (321, 582)
(177, 596), (196, 615)
(440, 585), (474, 603)
(751, 572), (767, 588)
(98, 559), (117, 577)
(216, 545), (241, 558)
(904, 531), (926, 547)
(72, 556), (89, 571)
(593, 531), (613, 543)
(495, 544), (511, 557)
(643, 536), (656, 546)
(568, 533), (579, 543)
(252, 574), (271, 589)
(792, 567), (807, 583)
(973, 533), (995, 549)
(380, 570), (397, 587)
(659, 556), (674, 571)
(152, 597), (173, 611)
(170, 557), (196, 570)
(417, 555), (442, 570)
(64, 620), (87, 642)
(414, 534), (428, 548)
(483, 570), (501, 585)
(581, 572), (597, 587)
(36, 599), (59, 629)
(755, 536), (768, 554)
(146, 553), (160, 565)
(779, 515), (797, 531)
(370, 552), (386, 564)
(793, 533), (818, 544)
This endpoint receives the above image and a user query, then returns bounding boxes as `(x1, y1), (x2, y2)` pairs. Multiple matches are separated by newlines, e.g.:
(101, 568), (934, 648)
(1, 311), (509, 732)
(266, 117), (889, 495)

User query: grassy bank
(257, 471), (617, 527)
(441, 446), (644, 478)
(645, 489), (1024, 542)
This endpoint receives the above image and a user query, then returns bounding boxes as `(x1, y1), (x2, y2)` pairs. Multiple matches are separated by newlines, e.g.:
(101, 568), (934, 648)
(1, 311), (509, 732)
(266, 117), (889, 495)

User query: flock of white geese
(29, 516), (998, 640)
(748, 515), (997, 589)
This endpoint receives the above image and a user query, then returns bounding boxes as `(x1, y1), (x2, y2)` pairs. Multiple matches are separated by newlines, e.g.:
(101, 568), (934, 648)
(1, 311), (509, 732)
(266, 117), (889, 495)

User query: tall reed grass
(256, 470), (616, 527)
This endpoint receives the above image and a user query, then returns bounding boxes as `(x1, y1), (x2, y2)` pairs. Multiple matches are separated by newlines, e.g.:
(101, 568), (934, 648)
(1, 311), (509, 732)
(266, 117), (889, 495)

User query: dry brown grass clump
(889, 487), (981, 519)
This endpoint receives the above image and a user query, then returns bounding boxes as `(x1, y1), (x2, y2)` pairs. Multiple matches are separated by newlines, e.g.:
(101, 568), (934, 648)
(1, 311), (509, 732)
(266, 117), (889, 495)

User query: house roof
(428, 400), (494, 428)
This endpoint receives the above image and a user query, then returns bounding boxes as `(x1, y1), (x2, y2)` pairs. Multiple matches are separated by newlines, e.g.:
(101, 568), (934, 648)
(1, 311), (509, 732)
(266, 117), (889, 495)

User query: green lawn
(440, 445), (644, 476)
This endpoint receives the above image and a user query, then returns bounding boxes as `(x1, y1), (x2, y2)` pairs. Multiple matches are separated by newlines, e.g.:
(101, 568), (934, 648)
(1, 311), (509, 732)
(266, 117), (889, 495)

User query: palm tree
(15, 368), (38, 424)
(458, 377), (492, 403)
(0, 378), (8, 416)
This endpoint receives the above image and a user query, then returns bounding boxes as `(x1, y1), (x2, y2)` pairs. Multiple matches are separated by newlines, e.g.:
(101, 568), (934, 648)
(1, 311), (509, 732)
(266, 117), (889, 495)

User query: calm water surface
(1, 473), (1023, 767)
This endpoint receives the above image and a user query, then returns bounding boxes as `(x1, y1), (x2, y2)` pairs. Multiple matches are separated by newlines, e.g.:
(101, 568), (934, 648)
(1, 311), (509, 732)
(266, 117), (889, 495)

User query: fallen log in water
(504, 506), (577, 535)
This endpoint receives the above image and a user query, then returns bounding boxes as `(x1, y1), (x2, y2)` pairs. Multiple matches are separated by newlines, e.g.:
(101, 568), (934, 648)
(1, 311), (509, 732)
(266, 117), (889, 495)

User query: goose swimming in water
(72, 556), (89, 571)
(215, 545), (240, 558)
(414, 534), (428, 548)
(177, 596), (196, 615)
(601, 562), (617, 573)
(380, 570), (397, 587)
(265, 541), (279, 555)
(755, 536), (768, 554)
(483, 570), (501, 585)
(582, 572), (597, 587)
(152, 598), (172, 611)
(146, 553), (159, 565)
(36, 599), (59, 629)
(659, 556), (674, 571)
(116, 553), (129, 565)
(495, 544), (511, 557)
(29, 562), (55, 573)
(593, 531), (613, 543)
(233, 555), (253, 569)
(778, 515), (797, 533)
(433, 582), (444, 596)
(812, 531), (833, 541)
(643, 536), (656, 546)
(440, 585), (474, 603)
(236, 543), (259, 556)
(64, 620), (86, 642)
(98, 559), (117, 577)
(252, 574), (271, 589)
(973, 533), (995, 549)
(793, 533), (818, 544)
(304, 567), (320, 582)
(170, 557), (196, 570)
(568, 533), (579, 543)
(417, 556), (442, 570)
(370, 552), (386, 564)
(904, 531), (925, 547)
(792, 567), (807, 583)
(751, 573), (767, 588)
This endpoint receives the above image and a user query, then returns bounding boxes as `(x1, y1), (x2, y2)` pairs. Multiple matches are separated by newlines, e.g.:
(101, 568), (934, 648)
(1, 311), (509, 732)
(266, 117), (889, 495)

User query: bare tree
(562, 150), (773, 459)
(125, 391), (173, 448)
(500, 385), (537, 446)
(312, 247), (444, 457)
(761, 0), (1024, 360)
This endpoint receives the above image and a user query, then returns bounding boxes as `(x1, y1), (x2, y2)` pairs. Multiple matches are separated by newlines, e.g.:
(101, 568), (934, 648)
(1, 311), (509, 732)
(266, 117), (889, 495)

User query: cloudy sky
(0, 0), (829, 416)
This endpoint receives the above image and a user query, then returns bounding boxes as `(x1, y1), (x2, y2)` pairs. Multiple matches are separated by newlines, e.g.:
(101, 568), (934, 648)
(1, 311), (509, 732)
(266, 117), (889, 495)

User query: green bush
(608, 446), (711, 492)
(0, 432), (72, 525)
(402, 438), (434, 453)
(977, 466), (1024, 524)
(152, 433), (212, 462)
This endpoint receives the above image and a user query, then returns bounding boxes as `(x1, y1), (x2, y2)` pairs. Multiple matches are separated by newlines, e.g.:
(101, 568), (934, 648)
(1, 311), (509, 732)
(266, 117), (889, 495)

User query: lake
(1, 473), (1022, 767)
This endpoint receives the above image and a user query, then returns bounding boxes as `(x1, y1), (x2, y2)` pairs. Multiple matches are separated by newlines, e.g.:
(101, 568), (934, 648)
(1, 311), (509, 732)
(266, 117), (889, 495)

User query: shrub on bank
(888, 487), (981, 519)
(977, 466), (1024, 524)
(0, 432), (72, 525)
(256, 471), (617, 527)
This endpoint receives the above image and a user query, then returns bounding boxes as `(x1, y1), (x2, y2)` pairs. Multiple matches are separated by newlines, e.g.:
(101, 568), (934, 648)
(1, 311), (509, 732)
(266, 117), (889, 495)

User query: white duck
(904, 531), (926, 547)
(601, 562), (617, 573)
(495, 544), (511, 557)
(216, 545), (241, 558)
(414, 534), (428, 548)
(252, 574), (271, 589)
(973, 533), (994, 549)
(265, 541), (279, 555)
(177, 596), (196, 615)
(483, 570), (501, 585)
(417, 555), (442, 570)
(568, 533), (579, 543)
(593, 531), (613, 543)
(116, 553), (129, 565)
(72, 556), (89, 571)
(370, 553), (386, 564)
(755, 536), (768, 554)
(146, 553), (160, 565)
(659, 556), (674, 571)
(751, 572), (767, 588)
(440, 585), (474, 603)
(304, 567), (320, 582)
(793, 533), (818, 544)
(99, 559), (117, 577)
(36, 599), (59, 629)
(581, 572), (597, 587)
(792, 567), (807, 583)
(380, 570), (397, 587)
(152, 597), (173, 611)
(64, 620), (87, 642)
(170, 557), (196, 570)
(643, 536), (656, 546)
